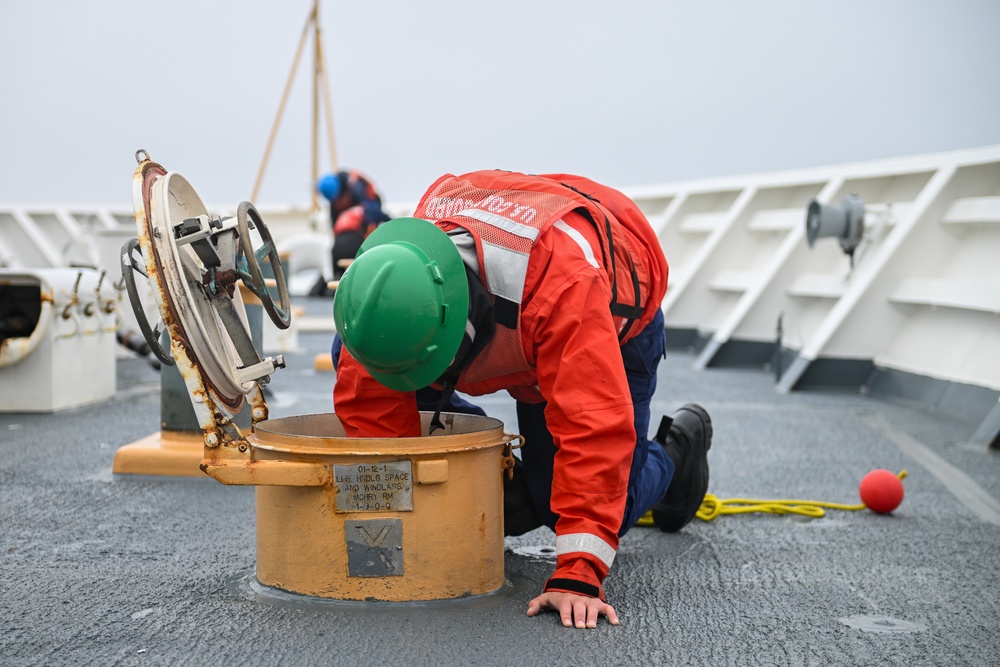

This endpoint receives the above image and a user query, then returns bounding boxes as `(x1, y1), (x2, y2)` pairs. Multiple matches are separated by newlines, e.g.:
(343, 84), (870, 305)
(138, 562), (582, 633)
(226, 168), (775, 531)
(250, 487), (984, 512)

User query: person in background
(331, 169), (713, 629)
(316, 170), (391, 282)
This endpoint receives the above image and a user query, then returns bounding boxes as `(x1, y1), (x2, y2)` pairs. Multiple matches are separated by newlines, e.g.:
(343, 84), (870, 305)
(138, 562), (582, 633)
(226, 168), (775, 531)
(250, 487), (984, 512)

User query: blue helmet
(317, 173), (342, 201)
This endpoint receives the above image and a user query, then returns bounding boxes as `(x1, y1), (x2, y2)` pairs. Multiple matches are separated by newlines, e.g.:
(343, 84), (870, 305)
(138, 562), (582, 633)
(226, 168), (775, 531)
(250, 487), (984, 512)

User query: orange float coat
(331, 205), (367, 236)
(334, 170), (668, 599)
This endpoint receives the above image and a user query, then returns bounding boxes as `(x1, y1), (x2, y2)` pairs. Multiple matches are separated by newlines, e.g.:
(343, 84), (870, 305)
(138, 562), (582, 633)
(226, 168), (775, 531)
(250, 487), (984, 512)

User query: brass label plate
(334, 461), (414, 512)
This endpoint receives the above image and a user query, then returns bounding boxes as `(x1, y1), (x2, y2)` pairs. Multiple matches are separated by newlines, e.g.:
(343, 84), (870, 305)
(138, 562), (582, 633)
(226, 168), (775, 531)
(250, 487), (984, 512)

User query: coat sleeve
(333, 346), (421, 438)
(525, 267), (636, 601)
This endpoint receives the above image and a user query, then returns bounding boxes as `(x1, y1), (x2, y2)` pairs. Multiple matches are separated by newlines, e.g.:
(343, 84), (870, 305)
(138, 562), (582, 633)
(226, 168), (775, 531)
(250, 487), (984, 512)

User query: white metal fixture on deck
(0, 267), (118, 411)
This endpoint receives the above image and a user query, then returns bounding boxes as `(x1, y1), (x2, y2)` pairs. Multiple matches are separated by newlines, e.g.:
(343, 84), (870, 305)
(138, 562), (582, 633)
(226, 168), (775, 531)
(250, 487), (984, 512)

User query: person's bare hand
(526, 591), (620, 628)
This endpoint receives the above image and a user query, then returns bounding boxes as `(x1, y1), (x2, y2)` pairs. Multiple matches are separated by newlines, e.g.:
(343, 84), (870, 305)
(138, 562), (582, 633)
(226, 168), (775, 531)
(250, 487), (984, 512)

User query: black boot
(651, 404), (713, 533)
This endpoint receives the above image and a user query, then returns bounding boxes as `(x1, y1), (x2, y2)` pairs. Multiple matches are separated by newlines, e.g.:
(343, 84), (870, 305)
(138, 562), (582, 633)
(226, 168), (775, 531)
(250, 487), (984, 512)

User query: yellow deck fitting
(314, 353), (334, 372)
(112, 430), (205, 477)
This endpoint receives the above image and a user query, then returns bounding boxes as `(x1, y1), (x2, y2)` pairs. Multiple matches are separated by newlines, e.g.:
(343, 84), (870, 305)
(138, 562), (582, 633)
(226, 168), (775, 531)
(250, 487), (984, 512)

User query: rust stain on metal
(248, 385), (269, 425)
(185, 369), (210, 405)
(0, 337), (28, 360)
(211, 268), (239, 297)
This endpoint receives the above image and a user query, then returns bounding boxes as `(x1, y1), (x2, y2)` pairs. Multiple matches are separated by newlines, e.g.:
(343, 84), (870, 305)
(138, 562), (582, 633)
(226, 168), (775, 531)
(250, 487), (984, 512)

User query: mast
(251, 0), (338, 222)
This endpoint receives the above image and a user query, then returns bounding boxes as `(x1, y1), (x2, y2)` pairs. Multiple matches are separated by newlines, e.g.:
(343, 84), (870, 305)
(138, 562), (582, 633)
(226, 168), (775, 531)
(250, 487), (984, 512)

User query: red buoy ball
(859, 469), (905, 514)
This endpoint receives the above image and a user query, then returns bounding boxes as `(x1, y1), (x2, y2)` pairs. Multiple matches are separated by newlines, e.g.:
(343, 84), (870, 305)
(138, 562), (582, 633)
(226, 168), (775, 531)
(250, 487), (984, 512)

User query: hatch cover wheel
(120, 236), (174, 367)
(236, 201), (291, 330)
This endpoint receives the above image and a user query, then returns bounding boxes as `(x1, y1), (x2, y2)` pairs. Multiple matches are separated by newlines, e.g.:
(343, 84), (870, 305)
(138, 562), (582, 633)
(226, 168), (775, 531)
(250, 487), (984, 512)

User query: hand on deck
(526, 590), (620, 629)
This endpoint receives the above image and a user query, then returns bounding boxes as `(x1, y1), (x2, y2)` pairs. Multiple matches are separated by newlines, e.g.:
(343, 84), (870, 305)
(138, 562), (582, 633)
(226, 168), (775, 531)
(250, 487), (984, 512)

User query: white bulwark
(621, 145), (1000, 446)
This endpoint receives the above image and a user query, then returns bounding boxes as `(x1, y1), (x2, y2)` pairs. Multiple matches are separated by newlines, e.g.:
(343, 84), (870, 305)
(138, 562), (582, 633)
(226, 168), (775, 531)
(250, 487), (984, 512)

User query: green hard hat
(333, 217), (470, 391)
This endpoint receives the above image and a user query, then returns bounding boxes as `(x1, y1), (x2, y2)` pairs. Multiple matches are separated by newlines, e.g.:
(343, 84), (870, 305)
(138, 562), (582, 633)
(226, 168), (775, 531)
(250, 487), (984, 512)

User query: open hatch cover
(122, 149), (291, 446)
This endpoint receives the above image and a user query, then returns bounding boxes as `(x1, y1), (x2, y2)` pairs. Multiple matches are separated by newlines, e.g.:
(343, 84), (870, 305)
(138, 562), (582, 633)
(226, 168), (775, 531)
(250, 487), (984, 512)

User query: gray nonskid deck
(3, 304), (999, 666)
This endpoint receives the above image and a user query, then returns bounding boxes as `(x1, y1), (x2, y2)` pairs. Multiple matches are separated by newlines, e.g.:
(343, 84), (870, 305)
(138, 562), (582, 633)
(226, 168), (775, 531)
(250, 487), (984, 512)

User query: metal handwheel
(120, 237), (174, 367)
(236, 201), (291, 329)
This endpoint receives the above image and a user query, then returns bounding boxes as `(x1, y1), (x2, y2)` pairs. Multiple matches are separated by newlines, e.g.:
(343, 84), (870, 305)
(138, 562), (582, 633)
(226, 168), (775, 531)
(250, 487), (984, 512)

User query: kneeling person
(332, 170), (712, 629)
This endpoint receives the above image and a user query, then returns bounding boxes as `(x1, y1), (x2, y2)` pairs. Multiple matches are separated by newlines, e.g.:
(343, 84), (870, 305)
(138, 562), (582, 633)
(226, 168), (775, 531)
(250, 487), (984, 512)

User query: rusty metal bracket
(501, 433), (525, 480)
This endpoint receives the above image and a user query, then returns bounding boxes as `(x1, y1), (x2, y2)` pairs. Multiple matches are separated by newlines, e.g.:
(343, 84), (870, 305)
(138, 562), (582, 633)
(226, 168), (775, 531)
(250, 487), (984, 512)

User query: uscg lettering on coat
(334, 461), (413, 512)
(423, 193), (537, 223)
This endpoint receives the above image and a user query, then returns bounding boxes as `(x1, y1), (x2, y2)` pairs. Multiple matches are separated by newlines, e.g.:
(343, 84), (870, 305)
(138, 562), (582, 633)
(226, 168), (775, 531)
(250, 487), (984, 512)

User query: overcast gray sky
(1, 1), (998, 207)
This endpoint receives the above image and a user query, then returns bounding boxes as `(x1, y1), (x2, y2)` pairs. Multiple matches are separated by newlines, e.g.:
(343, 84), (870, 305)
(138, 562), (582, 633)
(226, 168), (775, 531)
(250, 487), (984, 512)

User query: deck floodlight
(805, 195), (865, 257)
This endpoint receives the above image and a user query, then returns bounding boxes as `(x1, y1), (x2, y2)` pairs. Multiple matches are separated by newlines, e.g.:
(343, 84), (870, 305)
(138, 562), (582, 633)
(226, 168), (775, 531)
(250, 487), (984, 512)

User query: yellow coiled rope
(637, 470), (907, 527)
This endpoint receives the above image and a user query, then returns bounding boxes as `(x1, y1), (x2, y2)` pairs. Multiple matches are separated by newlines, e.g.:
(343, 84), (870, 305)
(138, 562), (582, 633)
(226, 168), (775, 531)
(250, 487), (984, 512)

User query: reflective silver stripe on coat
(457, 208), (539, 241)
(555, 533), (616, 568)
(554, 219), (599, 269)
(482, 241), (529, 304)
